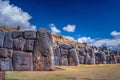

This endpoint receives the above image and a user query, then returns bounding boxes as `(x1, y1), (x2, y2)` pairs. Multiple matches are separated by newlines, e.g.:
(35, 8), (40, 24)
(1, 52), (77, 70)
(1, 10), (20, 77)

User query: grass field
(5, 64), (120, 80)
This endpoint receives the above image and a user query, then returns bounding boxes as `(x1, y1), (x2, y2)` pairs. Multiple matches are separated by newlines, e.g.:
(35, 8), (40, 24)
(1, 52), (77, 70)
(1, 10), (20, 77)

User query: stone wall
(0, 28), (120, 71)
(0, 28), (55, 71)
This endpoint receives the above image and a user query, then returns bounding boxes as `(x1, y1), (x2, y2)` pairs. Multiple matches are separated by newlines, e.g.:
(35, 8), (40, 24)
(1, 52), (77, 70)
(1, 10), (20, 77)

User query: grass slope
(5, 64), (120, 80)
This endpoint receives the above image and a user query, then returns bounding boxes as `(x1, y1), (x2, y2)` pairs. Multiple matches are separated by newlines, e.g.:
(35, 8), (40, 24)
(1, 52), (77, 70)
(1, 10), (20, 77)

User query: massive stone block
(24, 40), (34, 52)
(0, 30), (5, 48)
(68, 48), (79, 66)
(59, 44), (72, 49)
(12, 31), (23, 39)
(23, 31), (36, 39)
(13, 37), (26, 51)
(0, 48), (13, 71)
(4, 32), (13, 49)
(12, 51), (33, 71)
(33, 28), (54, 71)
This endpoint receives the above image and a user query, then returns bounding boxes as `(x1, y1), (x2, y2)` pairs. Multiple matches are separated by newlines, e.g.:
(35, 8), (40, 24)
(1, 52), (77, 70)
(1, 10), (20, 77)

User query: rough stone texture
(4, 32), (13, 49)
(12, 51), (33, 71)
(24, 40), (34, 52)
(0, 48), (13, 71)
(23, 31), (36, 39)
(87, 48), (95, 64)
(78, 56), (85, 64)
(13, 37), (26, 51)
(33, 28), (54, 71)
(12, 31), (23, 39)
(60, 56), (68, 66)
(0, 30), (5, 48)
(0, 59), (13, 71)
(60, 48), (69, 55)
(69, 48), (79, 66)
(59, 44), (72, 49)
(54, 56), (60, 65)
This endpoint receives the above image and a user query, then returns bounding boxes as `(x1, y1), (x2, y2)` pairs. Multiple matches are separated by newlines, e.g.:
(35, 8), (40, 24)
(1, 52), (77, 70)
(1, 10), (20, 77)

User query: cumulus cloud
(63, 24), (76, 32)
(49, 23), (61, 33)
(78, 37), (95, 46)
(0, 0), (36, 30)
(111, 31), (120, 38)
(77, 31), (120, 49)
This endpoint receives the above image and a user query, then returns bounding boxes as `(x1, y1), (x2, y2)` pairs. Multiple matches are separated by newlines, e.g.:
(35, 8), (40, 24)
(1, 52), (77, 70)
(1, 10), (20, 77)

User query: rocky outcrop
(33, 28), (54, 71)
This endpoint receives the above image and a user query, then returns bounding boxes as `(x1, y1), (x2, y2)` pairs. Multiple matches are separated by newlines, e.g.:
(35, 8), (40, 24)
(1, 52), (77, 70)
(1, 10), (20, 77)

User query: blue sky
(0, 0), (120, 49)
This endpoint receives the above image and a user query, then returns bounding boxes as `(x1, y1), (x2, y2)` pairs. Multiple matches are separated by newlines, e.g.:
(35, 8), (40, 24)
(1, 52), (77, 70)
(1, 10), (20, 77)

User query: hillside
(52, 34), (91, 48)
(0, 26), (20, 32)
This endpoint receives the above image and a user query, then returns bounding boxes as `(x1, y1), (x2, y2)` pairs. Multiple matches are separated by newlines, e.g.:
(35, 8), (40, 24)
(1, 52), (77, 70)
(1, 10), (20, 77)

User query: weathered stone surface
(54, 47), (61, 56)
(24, 40), (34, 52)
(60, 57), (68, 66)
(0, 48), (12, 58)
(12, 31), (23, 39)
(0, 30), (5, 48)
(59, 44), (72, 49)
(0, 59), (13, 71)
(69, 49), (79, 66)
(12, 51), (33, 71)
(86, 48), (95, 64)
(54, 56), (60, 65)
(33, 28), (54, 71)
(13, 37), (26, 50)
(4, 32), (13, 49)
(23, 31), (36, 39)
(78, 56), (85, 64)
(60, 48), (69, 55)
(79, 48), (86, 56)
(85, 52), (91, 64)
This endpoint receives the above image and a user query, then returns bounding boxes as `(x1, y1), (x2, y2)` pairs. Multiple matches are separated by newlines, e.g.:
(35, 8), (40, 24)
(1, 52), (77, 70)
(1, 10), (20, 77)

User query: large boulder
(24, 40), (34, 52)
(12, 31), (23, 39)
(0, 30), (5, 48)
(4, 32), (13, 49)
(33, 28), (54, 71)
(0, 48), (13, 71)
(68, 48), (79, 66)
(13, 37), (26, 51)
(12, 51), (33, 71)
(59, 44), (72, 49)
(23, 31), (36, 39)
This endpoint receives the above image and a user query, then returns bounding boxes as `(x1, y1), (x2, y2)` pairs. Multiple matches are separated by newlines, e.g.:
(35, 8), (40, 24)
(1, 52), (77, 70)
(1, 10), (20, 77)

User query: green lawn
(5, 64), (120, 80)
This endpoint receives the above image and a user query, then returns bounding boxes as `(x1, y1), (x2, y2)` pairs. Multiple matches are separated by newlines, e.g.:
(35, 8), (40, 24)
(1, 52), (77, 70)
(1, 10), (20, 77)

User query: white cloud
(49, 23), (61, 33)
(111, 31), (120, 38)
(0, 0), (36, 30)
(78, 37), (95, 46)
(63, 24), (76, 32)
(77, 31), (120, 49)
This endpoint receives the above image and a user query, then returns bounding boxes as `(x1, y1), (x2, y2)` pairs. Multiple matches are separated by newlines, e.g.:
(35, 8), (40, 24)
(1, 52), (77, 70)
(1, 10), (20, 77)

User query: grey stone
(33, 28), (54, 71)
(60, 48), (69, 55)
(85, 52), (91, 64)
(0, 48), (12, 58)
(24, 40), (34, 52)
(0, 30), (5, 47)
(59, 44), (72, 49)
(78, 56), (85, 64)
(12, 51), (33, 71)
(60, 57), (68, 66)
(23, 31), (36, 39)
(12, 31), (23, 39)
(54, 56), (60, 65)
(0, 59), (13, 71)
(4, 32), (13, 49)
(13, 37), (26, 50)
(69, 48), (79, 66)
(54, 47), (61, 56)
